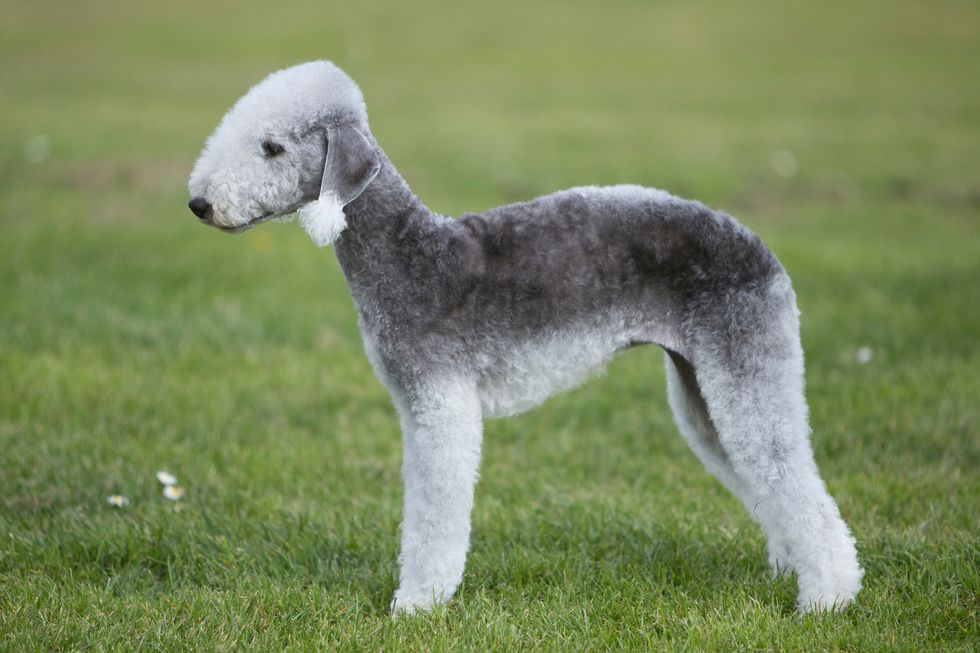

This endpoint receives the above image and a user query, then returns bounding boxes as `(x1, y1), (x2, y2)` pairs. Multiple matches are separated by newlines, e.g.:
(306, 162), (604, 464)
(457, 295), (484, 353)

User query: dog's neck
(343, 147), (424, 233)
(333, 142), (439, 305)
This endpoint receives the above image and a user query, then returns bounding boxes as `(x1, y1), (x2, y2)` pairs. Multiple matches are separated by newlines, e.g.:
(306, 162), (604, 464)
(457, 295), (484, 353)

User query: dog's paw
(797, 590), (857, 614)
(796, 559), (863, 613)
(389, 589), (441, 617)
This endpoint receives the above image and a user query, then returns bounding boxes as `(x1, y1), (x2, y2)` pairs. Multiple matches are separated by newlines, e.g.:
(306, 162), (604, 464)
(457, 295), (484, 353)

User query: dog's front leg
(391, 380), (483, 615)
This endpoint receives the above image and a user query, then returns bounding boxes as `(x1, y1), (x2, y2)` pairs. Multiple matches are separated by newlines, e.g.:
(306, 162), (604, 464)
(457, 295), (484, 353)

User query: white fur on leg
(298, 192), (346, 247)
(391, 379), (483, 616)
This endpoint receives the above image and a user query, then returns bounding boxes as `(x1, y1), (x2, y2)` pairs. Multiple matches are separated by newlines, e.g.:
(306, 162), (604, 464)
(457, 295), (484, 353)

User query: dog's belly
(475, 327), (631, 418)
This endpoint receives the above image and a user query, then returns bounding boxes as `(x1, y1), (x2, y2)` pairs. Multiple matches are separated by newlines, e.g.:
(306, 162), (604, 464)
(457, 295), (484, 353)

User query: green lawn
(1, 0), (978, 650)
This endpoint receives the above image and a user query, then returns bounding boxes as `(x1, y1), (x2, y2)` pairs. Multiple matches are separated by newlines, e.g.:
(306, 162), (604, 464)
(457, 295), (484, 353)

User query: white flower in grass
(163, 485), (186, 501)
(156, 470), (178, 486)
(107, 495), (130, 508)
(855, 346), (873, 365)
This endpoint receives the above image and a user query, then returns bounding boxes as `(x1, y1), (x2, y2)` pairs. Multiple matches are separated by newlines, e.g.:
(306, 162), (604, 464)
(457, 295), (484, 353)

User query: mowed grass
(1, 0), (978, 649)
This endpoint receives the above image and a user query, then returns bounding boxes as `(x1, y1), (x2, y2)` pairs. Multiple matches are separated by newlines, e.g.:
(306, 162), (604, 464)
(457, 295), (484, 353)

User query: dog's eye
(262, 140), (285, 158)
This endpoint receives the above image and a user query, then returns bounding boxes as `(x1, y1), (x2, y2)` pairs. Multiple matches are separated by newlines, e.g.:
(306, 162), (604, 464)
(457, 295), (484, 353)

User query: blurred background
(1, 0), (977, 648)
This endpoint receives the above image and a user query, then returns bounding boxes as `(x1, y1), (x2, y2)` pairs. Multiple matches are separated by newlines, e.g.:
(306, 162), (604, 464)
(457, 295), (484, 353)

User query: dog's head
(188, 61), (380, 246)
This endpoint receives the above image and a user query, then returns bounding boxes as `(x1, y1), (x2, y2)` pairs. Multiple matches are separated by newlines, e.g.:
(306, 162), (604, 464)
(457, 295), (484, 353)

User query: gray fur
(189, 61), (862, 614)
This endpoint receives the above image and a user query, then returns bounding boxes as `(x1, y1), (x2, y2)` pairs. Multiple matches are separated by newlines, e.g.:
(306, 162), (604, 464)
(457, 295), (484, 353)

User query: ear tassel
(298, 192), (346, 247)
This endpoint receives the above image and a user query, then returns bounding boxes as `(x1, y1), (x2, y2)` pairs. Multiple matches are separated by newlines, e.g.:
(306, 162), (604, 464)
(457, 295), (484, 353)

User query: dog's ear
(319, 124), (381, 206)
(299, 124), (381, 247)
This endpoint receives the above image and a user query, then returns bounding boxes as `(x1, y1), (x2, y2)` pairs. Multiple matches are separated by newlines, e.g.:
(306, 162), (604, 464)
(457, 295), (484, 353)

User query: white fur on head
(188, 61), (369, 231)
(298, 192), (346, 247)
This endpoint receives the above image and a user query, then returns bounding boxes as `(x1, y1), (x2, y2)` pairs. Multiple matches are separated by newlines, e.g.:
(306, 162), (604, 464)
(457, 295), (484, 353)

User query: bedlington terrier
(188, 61), (862, 614)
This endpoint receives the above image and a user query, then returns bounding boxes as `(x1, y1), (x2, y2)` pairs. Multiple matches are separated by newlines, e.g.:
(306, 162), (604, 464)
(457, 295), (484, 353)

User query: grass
(1, 0), (978, 649)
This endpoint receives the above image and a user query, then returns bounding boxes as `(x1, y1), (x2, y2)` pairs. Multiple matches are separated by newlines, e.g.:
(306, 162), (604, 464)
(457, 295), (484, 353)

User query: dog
(188, 61), (862, 614)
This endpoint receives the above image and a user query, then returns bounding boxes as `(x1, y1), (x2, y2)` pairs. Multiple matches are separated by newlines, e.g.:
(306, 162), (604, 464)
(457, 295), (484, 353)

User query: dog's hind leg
(666, 349), (751, 498)
(664, 349), (793, 577)
(390, 376), (483, 615)
(684, 277), (862, 612)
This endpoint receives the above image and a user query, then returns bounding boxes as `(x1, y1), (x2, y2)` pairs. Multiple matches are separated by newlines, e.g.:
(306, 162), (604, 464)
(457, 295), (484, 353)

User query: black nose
(188, 196), (211, 220)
